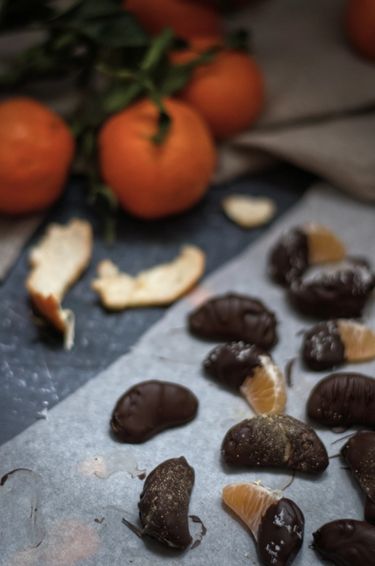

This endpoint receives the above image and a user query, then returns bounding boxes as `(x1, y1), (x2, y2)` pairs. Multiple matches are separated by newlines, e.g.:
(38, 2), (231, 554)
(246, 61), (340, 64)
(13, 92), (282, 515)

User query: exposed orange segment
(306, 224), (346, 265)
(338, 320), (375, 362)
(240, 356), (287, 415)
(222, 483), (280, 539)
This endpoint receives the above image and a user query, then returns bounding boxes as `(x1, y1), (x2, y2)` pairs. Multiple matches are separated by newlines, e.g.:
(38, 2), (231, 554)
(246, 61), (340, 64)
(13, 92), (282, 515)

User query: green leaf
(140, 28), (174, 72)
(102, 82), (143, 113)
(160, 46), (220, 96)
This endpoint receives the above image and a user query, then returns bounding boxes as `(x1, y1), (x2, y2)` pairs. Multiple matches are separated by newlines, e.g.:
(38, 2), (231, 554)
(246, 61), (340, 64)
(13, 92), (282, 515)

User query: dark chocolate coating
(221, 415), (328, 474)
(139, 456), (194, 549)
(288, 260), (375, 319)
(365, 497), (375, 524)
(313, 519), (375, 565)
(203, 341), (265, 389)
(188, 293), (278, 350)
(341, 431), (375, 507)
(302, 321), (345, 371)
(307, 372), (375, 428)
(258, 498), (304, 566)
(111, 380), (198, 443)
(268, 228), (309, 286)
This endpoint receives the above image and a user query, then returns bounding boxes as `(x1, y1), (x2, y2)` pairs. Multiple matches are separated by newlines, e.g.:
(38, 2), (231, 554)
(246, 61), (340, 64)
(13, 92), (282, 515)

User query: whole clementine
(346, 0), (375, 60)
(0, 97), (75, 215)
(124, 0), (222, 39)
(99, 98), (216, 219)
(172, 42), (265, 140)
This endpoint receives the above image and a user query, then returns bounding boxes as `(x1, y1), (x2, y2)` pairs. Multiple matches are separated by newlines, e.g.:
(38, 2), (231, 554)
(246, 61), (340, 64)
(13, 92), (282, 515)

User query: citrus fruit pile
(0, 0), (265, 219)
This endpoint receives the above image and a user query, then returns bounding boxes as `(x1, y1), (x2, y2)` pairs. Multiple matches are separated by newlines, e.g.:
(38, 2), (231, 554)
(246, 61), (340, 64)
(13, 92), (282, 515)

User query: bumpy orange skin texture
(173, 48), (265, 140)
(346, 0), (375, 60)
(0, 97), (75, 215)
(99, 98), (216, 219)
(124, 0), (222, 39)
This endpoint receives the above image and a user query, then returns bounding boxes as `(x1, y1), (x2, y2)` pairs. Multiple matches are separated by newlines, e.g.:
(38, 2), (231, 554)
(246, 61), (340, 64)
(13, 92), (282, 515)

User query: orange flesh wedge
(240, 356), (287, 415)
(338, 320), (375, 362)
(306, 224), (346, 265)
(222, 482), (280, 539)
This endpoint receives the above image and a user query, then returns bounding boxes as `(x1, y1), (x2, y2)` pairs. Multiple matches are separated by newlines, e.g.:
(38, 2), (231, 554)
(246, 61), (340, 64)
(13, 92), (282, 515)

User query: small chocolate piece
(139, 456), (194, 549)
(203, 341), (265, 389)
(188, 293), (278, 350)
(288, 260), (375, 319)
(341, 431), (375, 517)
(302, 321), (345, 371)
(258, 498), (304, 566)
(111, 380), (198, 443)
(268, 228), (309, 286)
(312, 519), (375, 565)
(221, 415), (328, 474)
(307, 372), (375, 428)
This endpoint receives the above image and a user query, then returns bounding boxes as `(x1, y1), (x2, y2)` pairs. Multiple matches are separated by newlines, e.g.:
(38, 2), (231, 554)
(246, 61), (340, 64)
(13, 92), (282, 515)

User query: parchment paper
(1, 184), (375, 566)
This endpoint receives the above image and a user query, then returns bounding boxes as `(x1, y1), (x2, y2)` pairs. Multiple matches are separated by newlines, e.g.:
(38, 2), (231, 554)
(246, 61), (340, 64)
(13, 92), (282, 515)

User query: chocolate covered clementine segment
(203, 341), (265, 389)
(222, 415), (328, 473)
(302, 320), (375, 371)
(222, 482), (280, 538)
(307, 372), (375, 428)
(312, 519), (375, 565)
(111, 380), (198, 443)
(139, 457), (194, 550)
(223, 483), (304, 566)
(268, 224), (345, 287)
(188, 292), (278, 350)
(288, 259), (375, 319)
(341, 431), (375, 515)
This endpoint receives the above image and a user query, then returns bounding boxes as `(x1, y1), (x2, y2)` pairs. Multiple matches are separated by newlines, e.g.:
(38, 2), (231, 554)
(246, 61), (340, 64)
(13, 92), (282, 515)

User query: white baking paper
(1, 184), (374, 566)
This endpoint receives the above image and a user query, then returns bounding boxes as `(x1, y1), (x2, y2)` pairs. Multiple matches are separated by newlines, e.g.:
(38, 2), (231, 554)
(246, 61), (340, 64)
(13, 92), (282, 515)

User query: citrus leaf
(160, 46), (219, 96)
(140, 28), (174, 72)
(102, 82), (143, 113)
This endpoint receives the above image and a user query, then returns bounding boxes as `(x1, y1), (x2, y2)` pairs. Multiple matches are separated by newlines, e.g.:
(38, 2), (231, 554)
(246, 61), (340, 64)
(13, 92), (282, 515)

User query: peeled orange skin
(0, 97), (75, 215)
(172, 46), (265, 140)
(123, 0), (222, 40)
(346, 0), (375, 60)
(99, 98), (216, 219)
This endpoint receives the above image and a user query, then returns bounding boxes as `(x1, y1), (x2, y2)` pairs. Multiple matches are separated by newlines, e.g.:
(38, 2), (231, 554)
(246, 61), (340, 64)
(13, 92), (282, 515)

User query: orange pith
(222, 482), (280, 538)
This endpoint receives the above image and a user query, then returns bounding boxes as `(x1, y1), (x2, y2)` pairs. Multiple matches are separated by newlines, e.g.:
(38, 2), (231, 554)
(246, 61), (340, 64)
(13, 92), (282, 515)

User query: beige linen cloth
(1, 0), (374, 280)
(217, 0), (375, 197)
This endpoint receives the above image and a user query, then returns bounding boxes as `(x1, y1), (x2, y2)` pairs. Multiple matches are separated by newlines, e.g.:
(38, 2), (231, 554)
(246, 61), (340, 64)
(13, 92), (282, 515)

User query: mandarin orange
(124, 0), (222, 39)
(172, 43), (265, 140)
(99, 98), (216, 219)
(0, 97), (75, 215)
(346, 0), (375, 60)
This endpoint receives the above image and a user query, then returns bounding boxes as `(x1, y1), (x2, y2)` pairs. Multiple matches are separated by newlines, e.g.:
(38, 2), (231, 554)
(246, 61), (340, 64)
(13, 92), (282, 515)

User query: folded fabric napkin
(217, 0), (375, 199)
